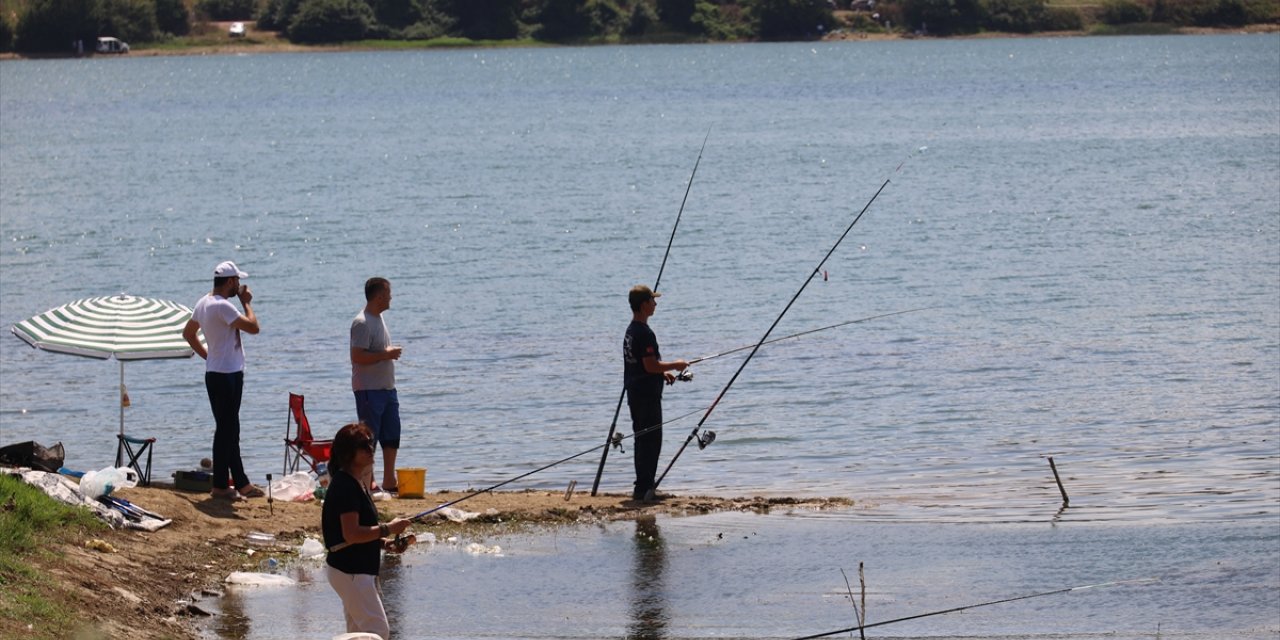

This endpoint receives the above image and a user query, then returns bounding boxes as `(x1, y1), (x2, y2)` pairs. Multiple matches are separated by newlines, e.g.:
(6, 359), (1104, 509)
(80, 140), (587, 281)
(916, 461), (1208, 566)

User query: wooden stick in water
(1048, 457), (1069, 507)
(858, 562), (867, 640)
(840, 568), (862, 636)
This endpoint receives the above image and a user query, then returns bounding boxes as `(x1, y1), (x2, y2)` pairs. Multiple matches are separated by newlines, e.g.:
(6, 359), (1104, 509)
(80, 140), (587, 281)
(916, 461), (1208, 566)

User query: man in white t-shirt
(183, 260), (264, 500)
(350, 277), (403, 493)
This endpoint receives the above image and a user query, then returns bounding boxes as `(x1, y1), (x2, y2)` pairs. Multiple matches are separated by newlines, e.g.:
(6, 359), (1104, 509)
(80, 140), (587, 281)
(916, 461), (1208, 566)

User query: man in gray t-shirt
(350, 277), (403, 493)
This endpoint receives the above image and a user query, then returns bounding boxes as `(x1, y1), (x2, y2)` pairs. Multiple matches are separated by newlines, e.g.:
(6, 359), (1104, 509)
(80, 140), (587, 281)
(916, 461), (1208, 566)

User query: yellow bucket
(395, 467), (426, 499)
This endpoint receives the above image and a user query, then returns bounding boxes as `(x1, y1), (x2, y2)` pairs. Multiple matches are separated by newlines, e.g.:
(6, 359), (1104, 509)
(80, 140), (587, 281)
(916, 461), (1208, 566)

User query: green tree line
(1, 0), (1276, 53)
(895, 0), (1276, 35)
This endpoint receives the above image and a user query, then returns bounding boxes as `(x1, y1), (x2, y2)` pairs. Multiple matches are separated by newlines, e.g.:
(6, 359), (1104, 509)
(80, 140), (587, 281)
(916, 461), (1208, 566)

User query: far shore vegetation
(0, 0), (1277, 57)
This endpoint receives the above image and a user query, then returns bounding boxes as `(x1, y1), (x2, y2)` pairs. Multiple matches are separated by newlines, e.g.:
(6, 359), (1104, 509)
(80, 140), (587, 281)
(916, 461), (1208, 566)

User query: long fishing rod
(649, 156), (911, 499)
(591, 128), (712, 497)
(686, 306), (939, 367)
(329, 306), (927, 552)
(789, 578), (1156, 640)
(326, 403), (714, 553)
(331, 305), (926, 551)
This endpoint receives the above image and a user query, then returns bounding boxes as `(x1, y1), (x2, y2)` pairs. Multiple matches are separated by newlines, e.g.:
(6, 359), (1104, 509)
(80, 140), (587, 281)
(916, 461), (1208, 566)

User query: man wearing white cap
(183, 261), (264, 500)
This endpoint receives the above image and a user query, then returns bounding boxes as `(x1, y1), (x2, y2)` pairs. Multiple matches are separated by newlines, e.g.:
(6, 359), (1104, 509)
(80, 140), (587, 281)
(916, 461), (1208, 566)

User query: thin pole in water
(591, 128), (711, 497)
(1049, 456), (1070, 506)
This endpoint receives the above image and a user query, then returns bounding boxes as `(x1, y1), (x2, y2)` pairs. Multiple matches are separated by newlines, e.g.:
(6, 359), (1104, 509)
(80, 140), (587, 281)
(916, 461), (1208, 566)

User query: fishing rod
(328, 304), (928, 552)
(330, 305), (929, 551)
(326, 403), (713, 553)
(648, 151), (918, 499)
(686, 306), (939, 367)
(591, 128), (712, 497)
(789, 578), (1157, 640)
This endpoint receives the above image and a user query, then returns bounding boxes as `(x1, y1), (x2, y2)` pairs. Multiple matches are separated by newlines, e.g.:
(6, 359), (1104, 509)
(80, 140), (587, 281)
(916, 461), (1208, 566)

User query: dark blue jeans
(205, 371), (250, 490)
(628, 396), (663, 500)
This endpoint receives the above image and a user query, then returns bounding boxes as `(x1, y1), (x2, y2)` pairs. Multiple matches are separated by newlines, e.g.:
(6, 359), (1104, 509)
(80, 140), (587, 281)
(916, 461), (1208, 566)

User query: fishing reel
(696, 430), (716, 450)
(667, 369), (694, 385)
(391, 533), (416, 554)
(610, 432), (625, 452)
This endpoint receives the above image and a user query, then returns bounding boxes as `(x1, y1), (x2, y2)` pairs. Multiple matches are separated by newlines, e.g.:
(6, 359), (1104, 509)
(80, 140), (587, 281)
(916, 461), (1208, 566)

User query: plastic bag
(436, 506), (480, 522)
(79, 466), (139, 499)
(268, 471), (315, 502)
(0, 440), (65, 472)
(224, 571), (297, 587)
(299, 537), (325, 558)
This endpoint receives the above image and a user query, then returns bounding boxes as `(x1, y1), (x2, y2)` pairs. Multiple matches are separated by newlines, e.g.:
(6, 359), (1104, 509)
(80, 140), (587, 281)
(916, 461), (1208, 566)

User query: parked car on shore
(95, 37), (129, 54)
(229, 22), (246, 37)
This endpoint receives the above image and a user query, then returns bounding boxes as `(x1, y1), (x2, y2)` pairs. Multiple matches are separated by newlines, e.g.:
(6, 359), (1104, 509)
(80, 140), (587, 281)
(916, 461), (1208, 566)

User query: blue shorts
(354, 389), (401, 449)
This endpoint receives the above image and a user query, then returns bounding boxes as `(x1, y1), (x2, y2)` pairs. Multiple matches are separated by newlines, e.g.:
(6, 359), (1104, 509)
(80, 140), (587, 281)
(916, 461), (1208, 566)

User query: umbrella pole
(119, 361), (125, 437)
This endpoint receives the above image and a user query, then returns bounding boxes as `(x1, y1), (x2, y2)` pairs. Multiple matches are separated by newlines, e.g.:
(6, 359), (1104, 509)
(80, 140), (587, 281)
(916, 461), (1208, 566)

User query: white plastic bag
(436, 506), (480, 522)
(298, 537), (325, 559)
(268, 471), (315, 502)
(224, 571), (297, 587)
(79, 466), (139, 499)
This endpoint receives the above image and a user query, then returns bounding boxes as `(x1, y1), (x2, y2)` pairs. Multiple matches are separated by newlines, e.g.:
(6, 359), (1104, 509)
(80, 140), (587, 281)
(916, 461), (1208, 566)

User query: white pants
(326, 565), (390, 640)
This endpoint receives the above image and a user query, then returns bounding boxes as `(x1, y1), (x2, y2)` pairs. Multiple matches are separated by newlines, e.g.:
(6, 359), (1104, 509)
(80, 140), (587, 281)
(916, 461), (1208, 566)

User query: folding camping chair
(115, 433), (155, 486)
(283, 393), (333, 475)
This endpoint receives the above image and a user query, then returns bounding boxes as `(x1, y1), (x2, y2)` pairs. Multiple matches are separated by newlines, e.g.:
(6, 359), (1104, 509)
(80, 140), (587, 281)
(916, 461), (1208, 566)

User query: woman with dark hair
(323, 422), (414, 638)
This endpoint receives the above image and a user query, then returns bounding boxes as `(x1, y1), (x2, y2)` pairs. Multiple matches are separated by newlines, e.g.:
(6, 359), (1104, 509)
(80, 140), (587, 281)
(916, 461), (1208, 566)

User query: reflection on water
(627, 515), (668, 640)
(211, 584), (250, 639)
(213, 514), (1280, 639)
(381, 555), (407, 639)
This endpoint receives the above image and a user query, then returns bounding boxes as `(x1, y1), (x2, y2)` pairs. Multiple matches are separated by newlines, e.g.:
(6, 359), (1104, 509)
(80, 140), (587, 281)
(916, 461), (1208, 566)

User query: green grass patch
(138, 36), (269, 49)
(346, 37), (546, 50)
(1089, 22), (1180, 35)
(0, 474), (107, 639)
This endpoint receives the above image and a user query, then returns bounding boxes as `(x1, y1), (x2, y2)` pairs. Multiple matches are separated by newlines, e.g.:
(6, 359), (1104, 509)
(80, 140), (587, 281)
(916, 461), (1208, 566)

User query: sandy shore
(24, 480), (850, 639)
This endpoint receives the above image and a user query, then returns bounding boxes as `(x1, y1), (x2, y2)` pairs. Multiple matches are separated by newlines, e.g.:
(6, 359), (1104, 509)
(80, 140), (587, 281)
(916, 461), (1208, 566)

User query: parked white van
(96, 37), (130, 54)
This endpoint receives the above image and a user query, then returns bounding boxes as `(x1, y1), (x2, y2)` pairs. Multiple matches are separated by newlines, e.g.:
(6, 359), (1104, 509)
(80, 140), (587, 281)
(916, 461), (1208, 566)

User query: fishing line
(686, 306), (939, 366)
(592, 128), (712, 496)
(789, 578), (1158, 640)
(650, 148), (925, 498)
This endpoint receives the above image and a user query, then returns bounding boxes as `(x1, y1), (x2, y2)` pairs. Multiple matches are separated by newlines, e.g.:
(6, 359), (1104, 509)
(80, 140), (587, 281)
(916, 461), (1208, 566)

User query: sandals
(238, 484), (266, 498)
(210, 487), (243, 501)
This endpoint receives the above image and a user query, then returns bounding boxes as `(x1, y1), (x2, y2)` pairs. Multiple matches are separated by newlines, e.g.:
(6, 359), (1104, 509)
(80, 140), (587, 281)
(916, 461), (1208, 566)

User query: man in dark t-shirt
(624, 284), (688, 501)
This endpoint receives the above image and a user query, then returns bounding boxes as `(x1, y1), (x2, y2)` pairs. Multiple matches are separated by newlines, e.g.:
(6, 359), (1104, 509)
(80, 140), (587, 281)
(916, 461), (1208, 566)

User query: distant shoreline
(2, 23), (1276, 61)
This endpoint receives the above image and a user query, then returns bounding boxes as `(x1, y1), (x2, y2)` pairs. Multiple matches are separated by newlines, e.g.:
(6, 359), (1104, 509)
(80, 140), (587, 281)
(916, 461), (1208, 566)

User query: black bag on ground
(0, 440), (66, 473)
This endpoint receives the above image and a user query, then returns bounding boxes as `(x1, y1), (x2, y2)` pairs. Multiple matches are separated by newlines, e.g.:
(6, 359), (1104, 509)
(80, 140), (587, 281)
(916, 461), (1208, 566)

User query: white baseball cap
(213, 261), (248, 278)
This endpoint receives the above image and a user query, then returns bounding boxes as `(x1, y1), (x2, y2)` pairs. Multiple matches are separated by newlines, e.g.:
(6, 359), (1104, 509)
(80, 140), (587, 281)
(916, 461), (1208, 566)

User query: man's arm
(642, 356), (688, 374)
(230, 287), (259, 334)
(351, 345), (402, 365)
(183, 319), (207, 360)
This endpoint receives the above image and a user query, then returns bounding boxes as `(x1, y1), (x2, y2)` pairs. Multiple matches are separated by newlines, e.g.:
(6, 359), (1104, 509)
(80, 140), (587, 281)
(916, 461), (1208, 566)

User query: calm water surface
(213, 514), (1280, 639)
(2, 34), (1278, 638)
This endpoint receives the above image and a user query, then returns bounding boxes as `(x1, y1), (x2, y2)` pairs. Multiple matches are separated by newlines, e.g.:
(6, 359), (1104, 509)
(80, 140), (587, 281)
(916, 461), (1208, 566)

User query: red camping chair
(283, 393), (333, 475)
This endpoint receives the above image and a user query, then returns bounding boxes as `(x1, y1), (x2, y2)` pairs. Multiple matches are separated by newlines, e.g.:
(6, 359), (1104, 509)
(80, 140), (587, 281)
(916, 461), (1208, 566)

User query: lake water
(1, 34), (1278, 639)
(213, 515), (1279, 640)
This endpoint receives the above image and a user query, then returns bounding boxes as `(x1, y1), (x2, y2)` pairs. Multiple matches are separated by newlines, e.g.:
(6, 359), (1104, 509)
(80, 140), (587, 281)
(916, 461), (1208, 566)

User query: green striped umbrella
(11, 294), (204, 435)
